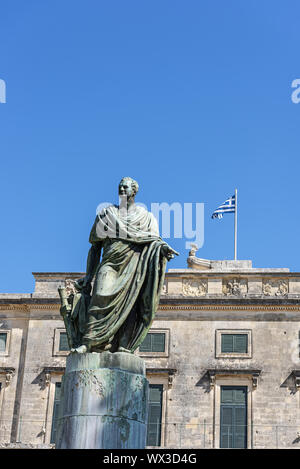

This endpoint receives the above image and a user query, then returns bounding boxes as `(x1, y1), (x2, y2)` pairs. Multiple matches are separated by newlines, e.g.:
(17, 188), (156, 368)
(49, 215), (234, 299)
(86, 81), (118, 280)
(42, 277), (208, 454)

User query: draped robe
(81, 204), (167, 352)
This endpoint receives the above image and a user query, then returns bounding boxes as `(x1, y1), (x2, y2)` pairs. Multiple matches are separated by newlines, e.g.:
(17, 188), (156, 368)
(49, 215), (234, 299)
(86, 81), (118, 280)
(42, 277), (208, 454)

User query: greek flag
(212, 194), (235, 219)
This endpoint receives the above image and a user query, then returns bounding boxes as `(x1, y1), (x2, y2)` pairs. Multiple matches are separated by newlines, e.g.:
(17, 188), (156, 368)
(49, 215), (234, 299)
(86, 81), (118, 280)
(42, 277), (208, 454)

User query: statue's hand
(161, 244), (179, 261)
(75, 275), (92, 291)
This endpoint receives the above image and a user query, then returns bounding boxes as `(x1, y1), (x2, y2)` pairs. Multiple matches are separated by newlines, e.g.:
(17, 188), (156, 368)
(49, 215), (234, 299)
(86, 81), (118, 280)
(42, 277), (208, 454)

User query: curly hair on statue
(119, 177), (139, 195)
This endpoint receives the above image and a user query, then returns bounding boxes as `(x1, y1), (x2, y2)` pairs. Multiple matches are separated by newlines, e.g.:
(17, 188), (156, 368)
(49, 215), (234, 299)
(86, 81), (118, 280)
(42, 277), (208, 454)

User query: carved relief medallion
(222, 278), (248, 296)
(262, 279), (288, 296)
(182, 278), (207, 296)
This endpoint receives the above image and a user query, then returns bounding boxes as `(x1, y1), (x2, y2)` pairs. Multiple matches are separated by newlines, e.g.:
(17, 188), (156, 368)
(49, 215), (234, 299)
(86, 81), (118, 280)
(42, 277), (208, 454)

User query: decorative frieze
(182, 279), (207, 297)
(222, 278), (248, 296)
(262, 279), (289, 297)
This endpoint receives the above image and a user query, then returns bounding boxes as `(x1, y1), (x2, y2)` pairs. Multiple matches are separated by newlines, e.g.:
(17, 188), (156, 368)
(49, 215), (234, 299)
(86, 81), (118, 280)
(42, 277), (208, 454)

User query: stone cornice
(1, 297), (300, 314)
(32, 272), (85, 277)
(0, 299), (60, 306)
(0, 302), (60, 313)
(42, 366), (66, 373)
(1, 296), (300, 307)
(146, 368), (177, 387)
(146, 368), (177, 375)
(32, 271), (298, 277)
(158, 304), (300, 311)
(159, 297), (300, 307)
(206, 368), (262, 389)
(42, 366), (66, 386)
(206, 368), (261, 375)
(166, 270), (294, 277)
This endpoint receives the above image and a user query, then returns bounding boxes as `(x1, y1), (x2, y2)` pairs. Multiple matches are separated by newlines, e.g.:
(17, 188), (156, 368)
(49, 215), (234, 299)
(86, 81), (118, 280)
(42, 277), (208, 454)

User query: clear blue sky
(1, 0), (300, 292)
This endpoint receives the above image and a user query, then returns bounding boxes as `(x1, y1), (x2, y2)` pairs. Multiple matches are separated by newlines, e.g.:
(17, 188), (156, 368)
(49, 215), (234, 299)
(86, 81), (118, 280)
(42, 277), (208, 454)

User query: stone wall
(1, 264), (300, 448)
(145, 318), (300, 448)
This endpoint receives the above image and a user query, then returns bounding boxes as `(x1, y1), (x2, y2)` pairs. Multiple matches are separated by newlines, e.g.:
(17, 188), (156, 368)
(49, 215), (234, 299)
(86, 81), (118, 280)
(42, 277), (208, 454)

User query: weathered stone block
(167, 278), (182, 295)
(248, 278), (262, 295)
(55, 352), (148, 449)
(207, 278), (222, 295)
(289, 278), (300, 294)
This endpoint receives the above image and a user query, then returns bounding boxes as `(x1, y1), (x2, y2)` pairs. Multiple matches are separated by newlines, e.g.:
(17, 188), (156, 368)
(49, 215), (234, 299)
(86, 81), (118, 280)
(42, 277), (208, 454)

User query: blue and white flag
(212, 194), (235, 219)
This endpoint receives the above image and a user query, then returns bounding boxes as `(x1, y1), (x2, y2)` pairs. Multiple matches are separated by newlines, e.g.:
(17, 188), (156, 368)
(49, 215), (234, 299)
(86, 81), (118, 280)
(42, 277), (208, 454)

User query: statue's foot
(117, 346), (132, 354)
(71, 345), (87, 354)
(103, 343), (112, 351)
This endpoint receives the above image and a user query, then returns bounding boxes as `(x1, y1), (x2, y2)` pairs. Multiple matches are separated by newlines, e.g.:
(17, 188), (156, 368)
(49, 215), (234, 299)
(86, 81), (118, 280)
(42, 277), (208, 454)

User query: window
(0, 333), (7, 353)
(210, 372), (256, 448)
(140, 333), (165, 353)
(221, 334), (248, 354)
(59, 332), (69, 352)
(0, 330), (10, 356)
(53, 329), (70, 356)
(50, 382), (61, 444)
(147, 384), (163, 447)
(220, 386), (247, 449)
(44, 372), (65, 444)
(215, 330), (252, 358)
(138, 329), (169, 357)
(0, 382), (2, 420)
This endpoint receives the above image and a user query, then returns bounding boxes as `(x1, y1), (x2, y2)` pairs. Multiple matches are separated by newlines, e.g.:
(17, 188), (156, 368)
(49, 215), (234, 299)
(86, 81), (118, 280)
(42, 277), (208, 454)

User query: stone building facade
(1, 254), (300, 449)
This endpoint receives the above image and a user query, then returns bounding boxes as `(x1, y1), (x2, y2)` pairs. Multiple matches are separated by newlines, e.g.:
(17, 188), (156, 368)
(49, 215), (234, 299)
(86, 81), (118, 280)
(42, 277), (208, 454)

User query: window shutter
(139, 334), (152, 352)
(221, 387), (234, 403)
(234, 335), (248, 353)
(0, 333), (7, 353)
(220, 406), (233, 448)
(220, 386), (247, 449)
(234, 407), (247, 448)
(233, 387), (247, 404)
(59, 332), (69, 351)
(221, 333), (248, 353)
(147, 385), (163, 446)
(50, 383), (62, 444)
(152, 334), (165, 352)
(221, 334), (234, 353)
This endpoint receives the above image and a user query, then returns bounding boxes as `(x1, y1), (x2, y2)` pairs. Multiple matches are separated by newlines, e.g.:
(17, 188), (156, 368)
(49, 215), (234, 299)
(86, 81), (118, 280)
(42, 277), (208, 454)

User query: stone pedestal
(55, 352), (149, 449)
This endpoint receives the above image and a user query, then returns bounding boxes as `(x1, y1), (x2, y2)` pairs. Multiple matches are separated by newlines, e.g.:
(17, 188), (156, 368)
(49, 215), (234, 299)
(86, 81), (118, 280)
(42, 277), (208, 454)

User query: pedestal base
(55, 352), (148, 449)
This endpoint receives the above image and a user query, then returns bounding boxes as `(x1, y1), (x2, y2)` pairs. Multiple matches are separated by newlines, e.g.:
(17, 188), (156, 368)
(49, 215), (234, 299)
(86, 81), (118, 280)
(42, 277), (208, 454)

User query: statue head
(118, 177), (139, 200)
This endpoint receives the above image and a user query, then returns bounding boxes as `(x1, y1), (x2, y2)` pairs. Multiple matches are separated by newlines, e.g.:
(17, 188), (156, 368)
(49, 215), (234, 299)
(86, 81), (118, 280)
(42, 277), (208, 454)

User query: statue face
(119, 179), (135, 199)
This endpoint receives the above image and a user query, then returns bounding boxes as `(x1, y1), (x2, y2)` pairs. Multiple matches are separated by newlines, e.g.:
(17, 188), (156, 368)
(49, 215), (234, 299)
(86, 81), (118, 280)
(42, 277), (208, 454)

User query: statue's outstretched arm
(160, 242), (179, 261)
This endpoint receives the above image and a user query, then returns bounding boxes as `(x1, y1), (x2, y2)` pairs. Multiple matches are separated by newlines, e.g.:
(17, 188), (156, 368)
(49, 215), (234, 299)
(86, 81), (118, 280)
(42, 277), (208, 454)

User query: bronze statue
(59, 177), (178, 353)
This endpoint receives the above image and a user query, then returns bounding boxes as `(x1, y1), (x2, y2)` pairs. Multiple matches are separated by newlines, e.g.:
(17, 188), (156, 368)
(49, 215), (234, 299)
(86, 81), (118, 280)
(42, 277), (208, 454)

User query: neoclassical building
(1, 252), (300, 449)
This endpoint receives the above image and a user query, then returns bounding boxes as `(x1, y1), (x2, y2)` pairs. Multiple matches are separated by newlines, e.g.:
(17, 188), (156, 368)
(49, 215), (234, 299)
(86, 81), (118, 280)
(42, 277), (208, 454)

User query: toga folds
(81, 204), (167, 352)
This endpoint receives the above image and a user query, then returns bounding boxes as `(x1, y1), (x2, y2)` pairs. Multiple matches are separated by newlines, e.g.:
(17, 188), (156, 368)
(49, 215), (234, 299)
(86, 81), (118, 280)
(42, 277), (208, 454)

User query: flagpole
(234, 188), (237, 260)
